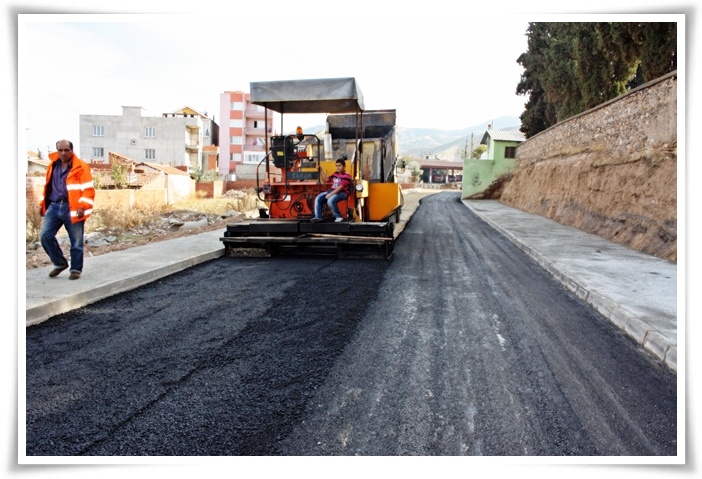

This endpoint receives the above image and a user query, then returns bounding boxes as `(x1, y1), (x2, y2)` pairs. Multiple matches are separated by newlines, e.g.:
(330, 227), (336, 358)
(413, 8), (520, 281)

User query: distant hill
(398, 116), (521, 159)
(292, 115), (522, 160)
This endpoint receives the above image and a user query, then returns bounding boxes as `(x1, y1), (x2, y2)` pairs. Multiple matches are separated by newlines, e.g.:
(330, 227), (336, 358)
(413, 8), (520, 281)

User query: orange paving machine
(220, 77), (403, 259)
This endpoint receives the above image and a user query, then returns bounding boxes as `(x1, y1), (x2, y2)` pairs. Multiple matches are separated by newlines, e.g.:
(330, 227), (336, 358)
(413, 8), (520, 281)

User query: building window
(92, 147), (104, 158)
(504, 147), (516, 159)
(230, 136), (242, 145)
(230, 153), (242, 162)
(244, 152), (265, 164)
(230, 119), (243, 128)
(230, 102), (243, 110)
(145, 149), (156, 160)
(93, 125), (104, 136)
(145, 127), (156, 138)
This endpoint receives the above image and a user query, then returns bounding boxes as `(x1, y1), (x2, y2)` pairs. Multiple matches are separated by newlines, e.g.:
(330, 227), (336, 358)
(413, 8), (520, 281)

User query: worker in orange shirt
(39, 139), (95, 280)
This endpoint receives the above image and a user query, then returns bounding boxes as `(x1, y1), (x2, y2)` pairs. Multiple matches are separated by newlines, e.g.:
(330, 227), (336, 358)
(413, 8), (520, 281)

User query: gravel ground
(25, 210), (251, 270)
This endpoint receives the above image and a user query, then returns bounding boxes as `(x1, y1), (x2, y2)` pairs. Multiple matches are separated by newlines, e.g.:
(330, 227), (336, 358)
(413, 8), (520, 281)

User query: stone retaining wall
(501, 72), (677, 262)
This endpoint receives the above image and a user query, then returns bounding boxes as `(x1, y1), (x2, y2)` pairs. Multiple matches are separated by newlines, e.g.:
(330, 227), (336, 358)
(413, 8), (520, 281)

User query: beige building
(79, 106), (219, 172)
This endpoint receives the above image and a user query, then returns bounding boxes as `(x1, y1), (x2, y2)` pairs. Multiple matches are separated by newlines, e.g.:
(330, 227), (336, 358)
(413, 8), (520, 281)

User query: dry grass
(26, 190), (266, 242)
(86, 204), (165, 235)
(26, 206), (44, 243)
(168, 192), (264, 216)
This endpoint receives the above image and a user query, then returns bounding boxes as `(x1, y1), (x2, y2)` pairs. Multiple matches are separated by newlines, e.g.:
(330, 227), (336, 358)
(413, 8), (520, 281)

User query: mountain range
(398, 115), (521, 159)
(296, 115), (521, 160)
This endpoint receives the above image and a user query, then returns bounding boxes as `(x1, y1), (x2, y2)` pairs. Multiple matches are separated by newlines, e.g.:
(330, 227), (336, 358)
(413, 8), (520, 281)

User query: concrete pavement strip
(25, 230), (225, 327)
(463, 200), (677, 372)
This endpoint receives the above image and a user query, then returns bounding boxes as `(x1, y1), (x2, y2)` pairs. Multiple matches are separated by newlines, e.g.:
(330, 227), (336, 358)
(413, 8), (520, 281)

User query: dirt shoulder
(26, 213), (246, 270)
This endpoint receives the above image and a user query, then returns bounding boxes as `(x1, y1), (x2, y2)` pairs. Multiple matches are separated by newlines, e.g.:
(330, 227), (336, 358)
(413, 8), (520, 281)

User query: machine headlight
(355, 183), (364, 192)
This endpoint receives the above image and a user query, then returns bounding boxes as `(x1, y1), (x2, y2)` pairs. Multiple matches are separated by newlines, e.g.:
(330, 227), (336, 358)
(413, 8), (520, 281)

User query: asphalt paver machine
(220, 77), (403, 259)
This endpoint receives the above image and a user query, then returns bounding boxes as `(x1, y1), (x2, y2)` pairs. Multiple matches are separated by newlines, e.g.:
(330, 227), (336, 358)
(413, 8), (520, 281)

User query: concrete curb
(26, 229), (226, 327)
(462, 202), (677, 372)
(26, 249), (225, 327)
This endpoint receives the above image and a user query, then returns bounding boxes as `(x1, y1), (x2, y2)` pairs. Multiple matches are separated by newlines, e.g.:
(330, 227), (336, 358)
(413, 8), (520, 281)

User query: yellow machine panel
(368, 183), (403, 221)
(319, 160), (337, 178)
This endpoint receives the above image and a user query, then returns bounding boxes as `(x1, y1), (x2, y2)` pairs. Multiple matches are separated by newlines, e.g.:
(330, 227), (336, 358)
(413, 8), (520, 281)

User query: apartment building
(79, 106), (219, 171)
(218, 91), (274, 180)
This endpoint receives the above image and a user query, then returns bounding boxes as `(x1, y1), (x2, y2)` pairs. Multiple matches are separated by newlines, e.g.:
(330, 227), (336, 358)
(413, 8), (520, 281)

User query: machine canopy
(250, 77), (365, 114)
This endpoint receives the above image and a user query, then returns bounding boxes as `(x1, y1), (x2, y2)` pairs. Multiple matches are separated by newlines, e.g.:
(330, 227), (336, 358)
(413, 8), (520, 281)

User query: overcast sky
(17, 5), (686, 156)
(19, 13), (532, 154)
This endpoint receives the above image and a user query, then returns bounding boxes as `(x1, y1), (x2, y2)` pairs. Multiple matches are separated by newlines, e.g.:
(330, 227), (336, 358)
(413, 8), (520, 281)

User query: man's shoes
(69, 271), (81, 280)
(49, 264), (68, 278)
(310, 217), (322, 223)
(334, 217), (343, 222)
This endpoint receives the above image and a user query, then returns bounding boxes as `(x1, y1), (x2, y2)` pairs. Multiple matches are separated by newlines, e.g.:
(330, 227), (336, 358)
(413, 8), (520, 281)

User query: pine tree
(516, 22), (677, 138)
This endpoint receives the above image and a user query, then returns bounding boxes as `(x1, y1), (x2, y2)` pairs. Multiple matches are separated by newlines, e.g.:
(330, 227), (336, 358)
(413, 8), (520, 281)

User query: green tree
(471, 145), (487, 159)
(397, 155), (414, 171)
(111, 164), (130, 189)
(190, 166), (222, 182)
(407, 160), (422, 183)
(198, 169), (224, 183)
(602, 22), (677, 85)
(191, 165), (204, 182)
(516, 22), (560, 136)
(516, 22), (677, 138)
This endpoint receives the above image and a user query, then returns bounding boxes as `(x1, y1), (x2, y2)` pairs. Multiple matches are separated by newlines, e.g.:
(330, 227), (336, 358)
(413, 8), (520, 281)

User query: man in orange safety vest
(39, 139), (95, 280)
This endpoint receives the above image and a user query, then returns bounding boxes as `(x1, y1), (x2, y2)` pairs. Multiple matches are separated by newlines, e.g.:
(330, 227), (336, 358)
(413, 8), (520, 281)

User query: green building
(462, 128), (525, 198)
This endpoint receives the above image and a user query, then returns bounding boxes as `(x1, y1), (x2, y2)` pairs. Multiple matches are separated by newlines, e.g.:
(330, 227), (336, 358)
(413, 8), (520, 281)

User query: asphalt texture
(24, 192), (677, 456)
(26, 256), (390, 455)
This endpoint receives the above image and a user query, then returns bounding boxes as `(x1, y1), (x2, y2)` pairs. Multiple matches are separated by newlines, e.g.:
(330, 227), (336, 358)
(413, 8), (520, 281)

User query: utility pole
(470, 133), (474, 158)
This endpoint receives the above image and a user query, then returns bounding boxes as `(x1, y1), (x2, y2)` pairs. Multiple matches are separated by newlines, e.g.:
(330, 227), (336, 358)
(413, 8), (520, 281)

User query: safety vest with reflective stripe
(40, 152), (95, 223)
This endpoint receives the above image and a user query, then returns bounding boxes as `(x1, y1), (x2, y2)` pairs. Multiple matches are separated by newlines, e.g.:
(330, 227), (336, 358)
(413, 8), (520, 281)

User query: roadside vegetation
(516, 22), (676, 138)
(26, 190), (265, 243)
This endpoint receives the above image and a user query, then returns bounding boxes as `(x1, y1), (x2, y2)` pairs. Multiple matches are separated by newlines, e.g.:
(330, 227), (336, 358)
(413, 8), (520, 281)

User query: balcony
(244, 127), (271, 136)
(244, 108), (267, 118)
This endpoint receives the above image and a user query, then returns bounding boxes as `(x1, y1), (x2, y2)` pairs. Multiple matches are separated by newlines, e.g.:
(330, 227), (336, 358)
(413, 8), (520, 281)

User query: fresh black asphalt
(25, 192), (677, 456)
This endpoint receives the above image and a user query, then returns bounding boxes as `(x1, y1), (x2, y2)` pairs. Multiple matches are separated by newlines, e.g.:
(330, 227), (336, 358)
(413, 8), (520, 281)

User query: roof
(106, 152), (190, 176)
(166, 106), (210, 119)
(28, 158), (50, 168)
(480, 129), (526, 144)
(250, 77), (365, 114)
(418, 159), (464, 169)
(137, 162), (190, 176)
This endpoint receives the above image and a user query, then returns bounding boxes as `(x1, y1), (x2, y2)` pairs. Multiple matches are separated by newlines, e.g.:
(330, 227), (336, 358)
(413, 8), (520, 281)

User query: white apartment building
(79, 106), (219, 171)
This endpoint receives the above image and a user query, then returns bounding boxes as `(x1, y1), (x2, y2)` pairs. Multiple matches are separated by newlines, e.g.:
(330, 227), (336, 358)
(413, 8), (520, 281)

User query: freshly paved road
(25, 192), (677, 456)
